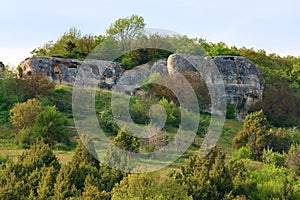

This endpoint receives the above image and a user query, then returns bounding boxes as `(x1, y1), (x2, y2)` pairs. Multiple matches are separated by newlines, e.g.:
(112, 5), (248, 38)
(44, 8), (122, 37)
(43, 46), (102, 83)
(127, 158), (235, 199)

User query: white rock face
(20, 57), (123, 89)
(20, 54), (264, 120)
(167, 54), (264, 119)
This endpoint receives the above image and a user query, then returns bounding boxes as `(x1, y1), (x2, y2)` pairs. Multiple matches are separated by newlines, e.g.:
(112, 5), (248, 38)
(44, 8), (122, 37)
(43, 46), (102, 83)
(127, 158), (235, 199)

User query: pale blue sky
(1, 0), (299, 66)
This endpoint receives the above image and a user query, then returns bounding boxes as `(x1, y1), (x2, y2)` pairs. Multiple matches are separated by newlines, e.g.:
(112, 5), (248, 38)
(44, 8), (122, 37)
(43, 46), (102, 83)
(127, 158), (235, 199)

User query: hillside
(0, 14), (300, 199)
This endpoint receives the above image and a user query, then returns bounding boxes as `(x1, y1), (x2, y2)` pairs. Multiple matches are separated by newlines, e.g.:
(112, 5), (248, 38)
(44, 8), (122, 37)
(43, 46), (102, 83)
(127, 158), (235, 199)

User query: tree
(286, 144), (300, 176)
(36, 166), (57, 200)
(32, 105), (69, 145)
(18, 72), (55, 100)
(10, 98), (42, 133)
(113, 129), (140, 153)
(233, 110), (271, 160)
(71, 139), (99, 168)
(233, 110), (291, 160)
(31, 27), (96, 59)
(81, 174), (110, 200)
(0, 72), (21, 124)
(106, 14), (146, 51)
(0, 141), (60, 199)
(111, 173), (191, 199)
(177, 147), (234, 199)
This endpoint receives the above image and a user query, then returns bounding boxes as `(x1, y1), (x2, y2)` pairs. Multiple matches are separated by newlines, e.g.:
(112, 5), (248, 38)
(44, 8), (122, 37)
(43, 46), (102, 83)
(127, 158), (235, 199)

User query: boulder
(0, 61), (4, 71)
(20, 57), (123, 89)
(167, 54), (264, 120)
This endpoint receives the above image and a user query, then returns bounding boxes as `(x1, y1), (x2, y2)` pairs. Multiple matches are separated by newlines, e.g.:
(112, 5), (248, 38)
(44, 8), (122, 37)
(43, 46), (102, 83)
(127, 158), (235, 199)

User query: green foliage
(232, 146), (252, 160)
(10, 98), (42, 133)
(199, 39), (241, 56)
(262, 148), (285, 167)
(31, 27), (97, 59)
(232, 110), (291, 160)
(98, 108), (119, 135)
(286, 144), (300, 176)
(0, 141), (60, 199)
(0, 73), (20, 124)
(177, 147), (235, 199)
(17, 72), (55, 100)
(129, 97), (151, 124)
(72, 139), (99, 168)
(111, 173), (191, 200)
(81, 174), (111, 200)
(113, 129), (140, 153)
(158, 97), (180, 126)
(225, 159), (258, 199)
(233, 110), (270, 160)
(9, 98), (69, 147)
(106, 14), (145, 51)
(36, 166), (57, 199)
(248, 164), (297, 199)
(226, 104), (236, 119)
(32, 105), (69, 145)
(49, 85), (73, 114)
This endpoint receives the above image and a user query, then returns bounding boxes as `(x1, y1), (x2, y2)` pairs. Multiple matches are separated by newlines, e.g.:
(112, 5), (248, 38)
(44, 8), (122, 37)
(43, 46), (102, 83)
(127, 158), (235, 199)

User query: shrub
(33, 106), (69, 145)
(232, 146), (252, 160)
(262, 148), (285, 167)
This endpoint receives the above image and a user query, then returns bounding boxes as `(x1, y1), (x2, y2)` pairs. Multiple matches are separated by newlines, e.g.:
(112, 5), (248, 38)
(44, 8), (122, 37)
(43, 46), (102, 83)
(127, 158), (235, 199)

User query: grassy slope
(0, 86), (242, 166)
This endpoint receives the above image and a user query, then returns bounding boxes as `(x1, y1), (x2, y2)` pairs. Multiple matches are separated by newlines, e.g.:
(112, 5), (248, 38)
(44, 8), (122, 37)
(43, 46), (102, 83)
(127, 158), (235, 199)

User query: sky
(0, 0), (299, 67)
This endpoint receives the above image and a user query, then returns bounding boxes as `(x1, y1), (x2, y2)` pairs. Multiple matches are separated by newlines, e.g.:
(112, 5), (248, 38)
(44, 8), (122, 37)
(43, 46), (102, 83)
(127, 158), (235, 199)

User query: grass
(0, 86), (244, 169)
(55, 150), (75, 164)
(217, 119), (243, 154)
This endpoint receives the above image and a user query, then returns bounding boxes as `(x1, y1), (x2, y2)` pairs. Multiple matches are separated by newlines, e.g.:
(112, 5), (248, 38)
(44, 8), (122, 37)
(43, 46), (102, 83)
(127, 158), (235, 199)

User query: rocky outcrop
(167, 54), (264, 120)
(20, 57), (123, 89)
(0, 61), (4, 71)
(20, 54), (264, 120)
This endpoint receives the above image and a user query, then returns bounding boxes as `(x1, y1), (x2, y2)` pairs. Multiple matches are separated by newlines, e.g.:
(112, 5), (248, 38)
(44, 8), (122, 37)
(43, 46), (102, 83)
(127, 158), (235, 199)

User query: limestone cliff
(20, 57), (123, 89)
(167, 54), (264, 120)
(20, 54), (264, 119)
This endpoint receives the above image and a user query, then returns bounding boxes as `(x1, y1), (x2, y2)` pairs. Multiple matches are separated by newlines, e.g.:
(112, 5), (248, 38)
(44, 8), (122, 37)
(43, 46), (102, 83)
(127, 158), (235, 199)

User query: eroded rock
(167, 54), (264, 120)
(19, 54), (264, 120)
(20, 57), (123, 89)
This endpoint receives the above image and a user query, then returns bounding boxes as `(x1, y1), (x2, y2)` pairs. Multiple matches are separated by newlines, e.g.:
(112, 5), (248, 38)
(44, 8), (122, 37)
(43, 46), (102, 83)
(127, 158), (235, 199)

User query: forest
(0, 14), (300, 199)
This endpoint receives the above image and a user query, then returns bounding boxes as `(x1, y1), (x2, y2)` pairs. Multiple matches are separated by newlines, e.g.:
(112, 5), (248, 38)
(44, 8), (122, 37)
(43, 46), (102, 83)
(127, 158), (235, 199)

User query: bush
(52, 143), (73, 151)
(232, 146), (252, 160)
(33, 106), (69, 145)
(9, 98), (42, 133)
(98, 108), (118, 135)
(262, 148), (285, 167)
(226, 104), (236, 119)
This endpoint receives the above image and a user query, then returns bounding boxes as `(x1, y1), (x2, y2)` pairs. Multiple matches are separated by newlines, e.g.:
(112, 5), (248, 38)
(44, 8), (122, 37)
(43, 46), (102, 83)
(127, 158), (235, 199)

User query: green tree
(113, 129), (140, 153)
(111, 173), (191, 200)
(31, 27), (97, 59)
(286, 144), (300, 176)
(233, 110), (271, 160)
(226, 159), (258, 199)
(81, 174), (110, 200)
(0, 141), (60, 199)
(53, 164), (80, 199)
(0, 72), (21, 124)
(106, 14), (146, 51)
(36, 166), (57, 200)
(71, 139), (99, 168)
(10, 98), (42, 133)
(233, 111), (291, 160)
(177, 147), (233, 199)
(32, 105), (69, 145)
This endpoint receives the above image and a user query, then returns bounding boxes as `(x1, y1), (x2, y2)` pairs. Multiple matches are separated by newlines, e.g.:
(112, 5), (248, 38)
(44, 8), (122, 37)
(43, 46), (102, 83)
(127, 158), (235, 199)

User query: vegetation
(0, 14), (300, 199)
